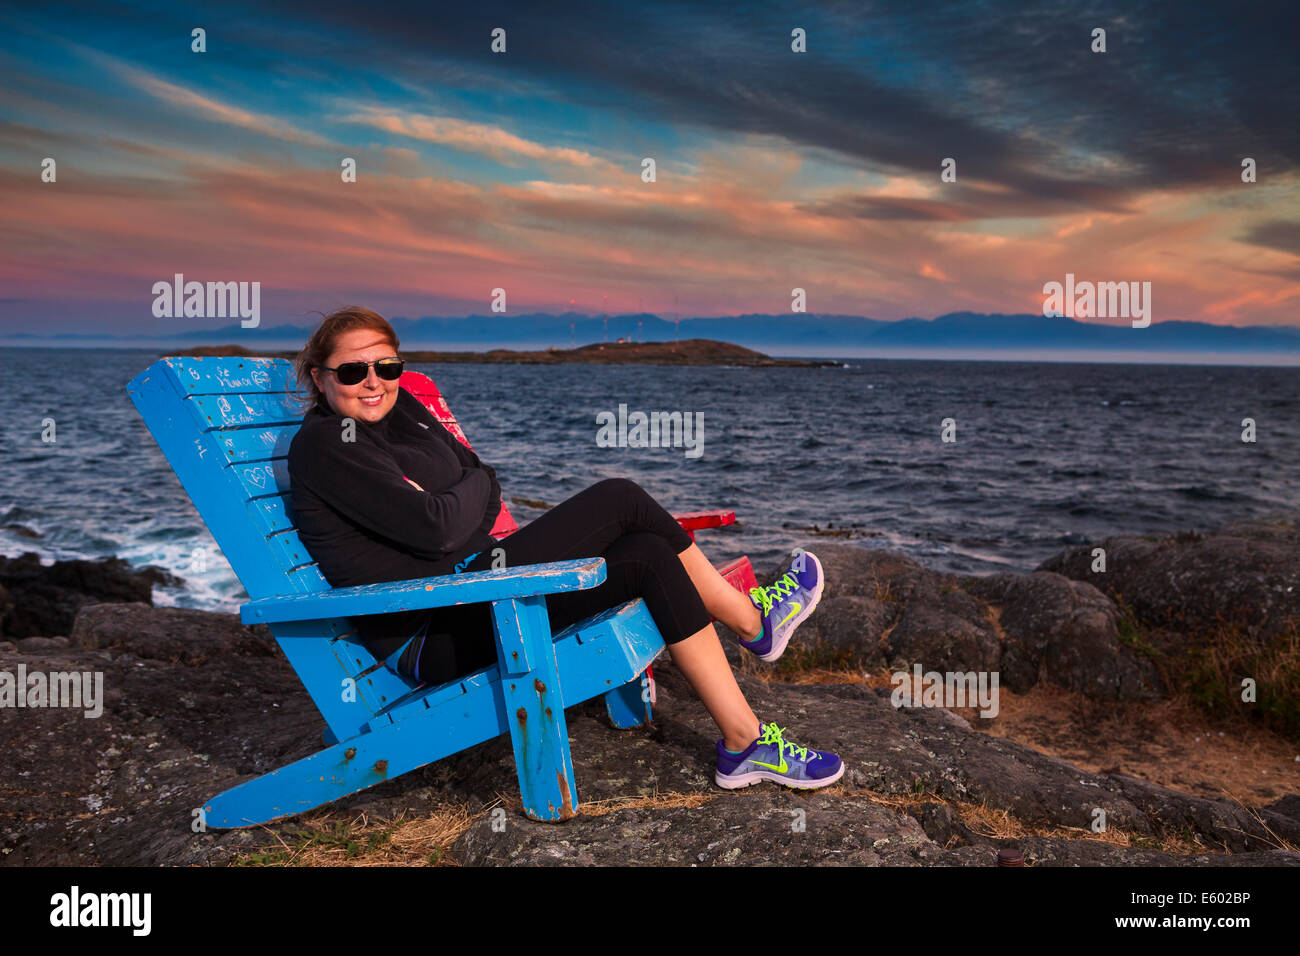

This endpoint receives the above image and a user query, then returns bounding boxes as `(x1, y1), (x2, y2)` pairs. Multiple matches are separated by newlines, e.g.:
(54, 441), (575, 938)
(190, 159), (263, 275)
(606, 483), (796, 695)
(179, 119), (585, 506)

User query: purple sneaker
(715, 722), (845, 790)
(738, 549), (825, 663)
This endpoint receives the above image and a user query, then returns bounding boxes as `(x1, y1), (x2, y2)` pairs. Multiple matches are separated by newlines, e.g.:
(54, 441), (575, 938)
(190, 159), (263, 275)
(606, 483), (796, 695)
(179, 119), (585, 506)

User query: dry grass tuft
(229, 797), (492, 867)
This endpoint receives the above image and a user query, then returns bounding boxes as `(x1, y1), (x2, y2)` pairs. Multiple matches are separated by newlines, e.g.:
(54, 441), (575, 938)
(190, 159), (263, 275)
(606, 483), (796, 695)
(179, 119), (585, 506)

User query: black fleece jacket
(287, 387), (502, 659)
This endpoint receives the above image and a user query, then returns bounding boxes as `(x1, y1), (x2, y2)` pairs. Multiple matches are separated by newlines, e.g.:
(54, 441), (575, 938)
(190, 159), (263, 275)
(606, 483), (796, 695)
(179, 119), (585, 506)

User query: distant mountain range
(6, 311), (1300, 355)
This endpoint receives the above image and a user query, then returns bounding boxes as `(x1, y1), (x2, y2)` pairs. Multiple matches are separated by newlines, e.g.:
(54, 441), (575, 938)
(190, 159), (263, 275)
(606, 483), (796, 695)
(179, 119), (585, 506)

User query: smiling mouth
(360, 394), (384, 406)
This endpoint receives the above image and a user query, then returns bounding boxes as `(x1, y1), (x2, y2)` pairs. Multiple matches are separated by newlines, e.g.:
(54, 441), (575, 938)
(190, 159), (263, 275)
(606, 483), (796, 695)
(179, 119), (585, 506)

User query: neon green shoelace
(749, 572), (798, 617)
(759, 722), (810, 762)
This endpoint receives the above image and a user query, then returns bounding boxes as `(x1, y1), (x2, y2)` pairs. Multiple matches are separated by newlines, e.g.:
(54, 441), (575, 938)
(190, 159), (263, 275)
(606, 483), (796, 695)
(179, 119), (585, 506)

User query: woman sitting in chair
(287, 305), (843, 791)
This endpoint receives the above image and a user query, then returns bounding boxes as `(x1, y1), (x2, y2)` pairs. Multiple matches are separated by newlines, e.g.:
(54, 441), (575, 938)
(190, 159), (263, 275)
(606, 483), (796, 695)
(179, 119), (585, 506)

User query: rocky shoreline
(2, 518), (1297, 866)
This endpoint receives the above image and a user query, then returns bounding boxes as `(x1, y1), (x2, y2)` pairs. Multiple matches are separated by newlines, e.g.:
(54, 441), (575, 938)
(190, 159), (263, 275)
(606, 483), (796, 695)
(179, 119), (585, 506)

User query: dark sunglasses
(320, 358), (405, 386)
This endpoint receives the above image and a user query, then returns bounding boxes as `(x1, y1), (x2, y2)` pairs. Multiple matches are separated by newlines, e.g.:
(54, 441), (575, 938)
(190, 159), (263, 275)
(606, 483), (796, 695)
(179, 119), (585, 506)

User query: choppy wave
(1, 348), (1296, 613)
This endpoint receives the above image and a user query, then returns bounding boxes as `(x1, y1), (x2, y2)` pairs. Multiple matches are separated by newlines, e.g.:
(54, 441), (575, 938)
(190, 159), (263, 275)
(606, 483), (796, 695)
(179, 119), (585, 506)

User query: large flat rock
(2, 601), (1295, 866)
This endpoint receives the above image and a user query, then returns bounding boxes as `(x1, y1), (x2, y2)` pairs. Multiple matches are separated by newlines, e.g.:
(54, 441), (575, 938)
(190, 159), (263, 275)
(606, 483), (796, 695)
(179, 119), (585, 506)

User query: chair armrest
(671, 509), (736, 532)
(240, 558), (605, 625)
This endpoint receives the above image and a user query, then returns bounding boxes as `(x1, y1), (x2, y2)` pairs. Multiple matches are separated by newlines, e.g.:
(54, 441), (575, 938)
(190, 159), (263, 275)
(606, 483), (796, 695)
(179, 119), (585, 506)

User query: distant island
(14, 311), (1300, 364)
(169, 337), (839, 367)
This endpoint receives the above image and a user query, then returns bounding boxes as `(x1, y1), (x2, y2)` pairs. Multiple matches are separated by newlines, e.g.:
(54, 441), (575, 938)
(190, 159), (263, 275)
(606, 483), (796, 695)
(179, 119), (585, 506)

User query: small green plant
(1182, 646), (1234, 720)
(1108, 593), (1298, 735)
(1168, 621), (1297, 737)
(1113, 595), (1162, 661)
(232, 820), (395, 866)
(233, 849), (290, 866)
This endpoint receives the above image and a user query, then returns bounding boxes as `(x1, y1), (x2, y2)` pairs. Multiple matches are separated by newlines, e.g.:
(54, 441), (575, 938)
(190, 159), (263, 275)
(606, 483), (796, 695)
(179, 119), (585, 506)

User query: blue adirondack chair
(126, 356), (755, 827)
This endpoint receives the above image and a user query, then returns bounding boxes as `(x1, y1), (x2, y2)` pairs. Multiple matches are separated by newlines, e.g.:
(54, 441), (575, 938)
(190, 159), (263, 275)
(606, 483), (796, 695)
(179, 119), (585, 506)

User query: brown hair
(293, 306), (401, 410)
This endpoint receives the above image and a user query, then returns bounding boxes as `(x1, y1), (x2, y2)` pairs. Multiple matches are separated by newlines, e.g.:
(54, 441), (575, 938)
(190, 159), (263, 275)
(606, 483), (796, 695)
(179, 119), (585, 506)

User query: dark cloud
(802, 195), (971, 222)
(800, 178), (1142, 222)
(17, 1), (1295, 217)
(1240, 219), (1300, 257)
(252, 0), (1298, 215)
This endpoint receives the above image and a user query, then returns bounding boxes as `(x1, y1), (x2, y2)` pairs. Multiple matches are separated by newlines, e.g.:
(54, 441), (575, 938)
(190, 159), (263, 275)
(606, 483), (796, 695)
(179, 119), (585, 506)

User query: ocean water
(1, 347), (1296, 615)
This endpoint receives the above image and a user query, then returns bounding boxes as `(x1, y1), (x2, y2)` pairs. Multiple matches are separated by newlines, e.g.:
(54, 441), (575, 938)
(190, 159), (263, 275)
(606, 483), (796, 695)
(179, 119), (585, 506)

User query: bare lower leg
(676, 542), (762, 639)
(667, 622), (762, 751)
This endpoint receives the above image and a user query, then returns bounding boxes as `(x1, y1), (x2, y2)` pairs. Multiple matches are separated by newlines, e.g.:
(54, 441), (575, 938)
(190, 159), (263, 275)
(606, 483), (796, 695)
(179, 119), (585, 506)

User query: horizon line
(2, 341), (1297, 369)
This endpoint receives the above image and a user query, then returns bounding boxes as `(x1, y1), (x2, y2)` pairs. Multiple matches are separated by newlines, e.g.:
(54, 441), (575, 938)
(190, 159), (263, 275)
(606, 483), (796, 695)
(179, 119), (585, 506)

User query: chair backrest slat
(216, 424), (299, 463)
(228, 459), (291, 502)
(250, 495), (295, 534)
(189, 392), (304, 429)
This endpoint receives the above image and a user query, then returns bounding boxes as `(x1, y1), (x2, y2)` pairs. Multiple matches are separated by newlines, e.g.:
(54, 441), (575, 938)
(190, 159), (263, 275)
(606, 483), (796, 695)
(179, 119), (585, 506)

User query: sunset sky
(2, 0), (1298, 338)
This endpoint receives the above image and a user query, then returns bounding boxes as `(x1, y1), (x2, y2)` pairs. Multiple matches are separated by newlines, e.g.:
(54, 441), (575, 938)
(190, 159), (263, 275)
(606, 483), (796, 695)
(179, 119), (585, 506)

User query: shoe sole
(714, 760), (846, 791)
(759, 551), (825, 663)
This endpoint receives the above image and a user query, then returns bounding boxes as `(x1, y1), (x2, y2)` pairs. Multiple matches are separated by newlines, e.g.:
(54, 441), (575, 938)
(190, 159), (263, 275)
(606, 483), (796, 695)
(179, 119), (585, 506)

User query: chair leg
(491, 595), (578, 821)
(604, 669), (652, 728)
(204, 693), (504, 828)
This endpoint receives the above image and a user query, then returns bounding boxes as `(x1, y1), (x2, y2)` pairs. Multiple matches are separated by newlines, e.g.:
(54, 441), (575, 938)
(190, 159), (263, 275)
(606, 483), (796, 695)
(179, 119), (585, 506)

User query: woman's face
(310, 328), (400, 424)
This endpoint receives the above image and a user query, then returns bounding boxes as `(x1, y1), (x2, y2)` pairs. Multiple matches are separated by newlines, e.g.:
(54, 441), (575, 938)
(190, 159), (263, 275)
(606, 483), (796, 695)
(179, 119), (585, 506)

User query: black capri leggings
(397, 477), (713, 685)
